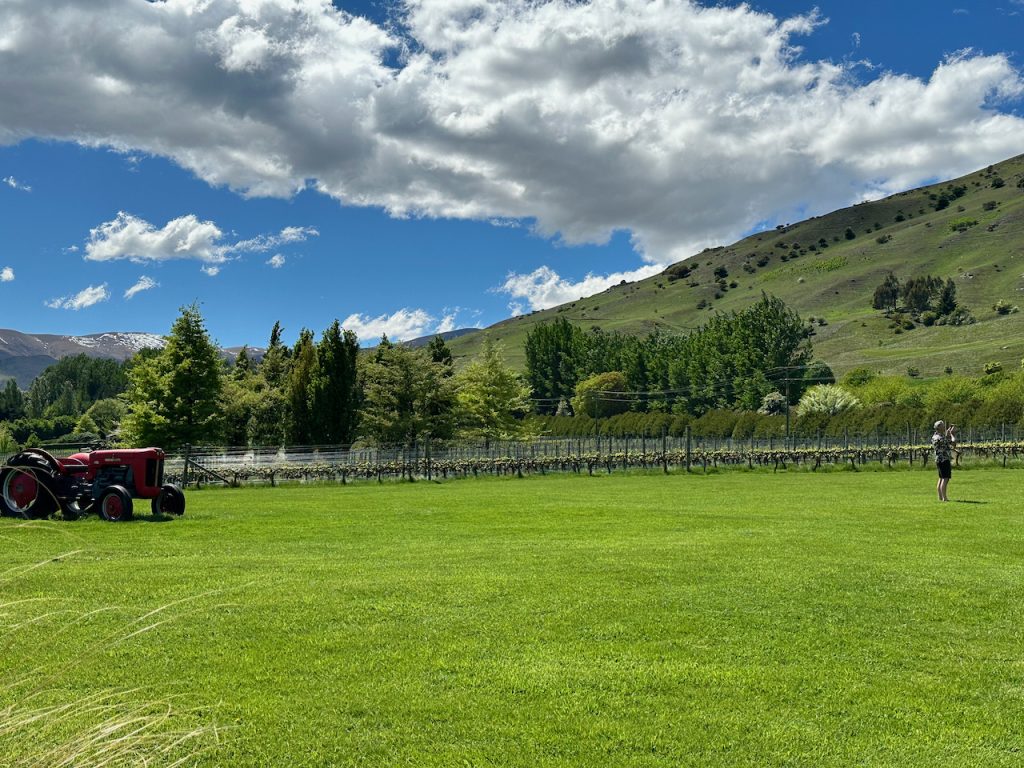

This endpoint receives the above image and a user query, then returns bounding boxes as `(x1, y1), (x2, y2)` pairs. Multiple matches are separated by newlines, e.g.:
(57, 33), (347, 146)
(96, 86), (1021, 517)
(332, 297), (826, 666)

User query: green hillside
(451, 154), (1024, 378)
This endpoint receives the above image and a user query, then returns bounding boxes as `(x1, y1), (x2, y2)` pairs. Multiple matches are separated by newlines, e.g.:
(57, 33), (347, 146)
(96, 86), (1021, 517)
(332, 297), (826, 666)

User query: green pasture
(2, 469), (1023, 766)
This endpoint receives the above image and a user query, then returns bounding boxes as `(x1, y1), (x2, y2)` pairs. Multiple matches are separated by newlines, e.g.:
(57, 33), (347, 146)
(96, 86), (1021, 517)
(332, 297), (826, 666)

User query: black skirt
(937, 459), (952, 479)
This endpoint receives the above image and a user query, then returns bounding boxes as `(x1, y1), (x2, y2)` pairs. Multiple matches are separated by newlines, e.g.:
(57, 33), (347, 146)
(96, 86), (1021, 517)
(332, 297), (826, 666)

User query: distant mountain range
(0, 326), (472, 388)
(0, 330), (166, 387)
(400, 328), (479, 348)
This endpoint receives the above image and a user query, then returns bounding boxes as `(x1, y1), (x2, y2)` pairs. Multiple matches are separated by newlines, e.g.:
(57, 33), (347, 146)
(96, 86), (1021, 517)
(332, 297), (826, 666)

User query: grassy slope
(450, 155), (1024, 377)
(3, 470), (1024, 766)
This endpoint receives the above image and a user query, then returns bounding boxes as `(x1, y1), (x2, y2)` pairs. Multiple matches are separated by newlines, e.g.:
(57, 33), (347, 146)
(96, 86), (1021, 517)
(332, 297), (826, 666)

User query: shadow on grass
(953, 499), (988, 505)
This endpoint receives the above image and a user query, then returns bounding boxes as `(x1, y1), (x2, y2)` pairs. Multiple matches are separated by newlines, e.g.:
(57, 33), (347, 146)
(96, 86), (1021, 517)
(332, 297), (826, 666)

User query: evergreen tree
(937, 278), (958, 316)
(121, 304), (224, 447)
(262, 321), (290, 387)
(426, 335), (454, 372)
(360, 345), (456, 445)
(232, 346), (253, 380)
(373, 334), (394, 362)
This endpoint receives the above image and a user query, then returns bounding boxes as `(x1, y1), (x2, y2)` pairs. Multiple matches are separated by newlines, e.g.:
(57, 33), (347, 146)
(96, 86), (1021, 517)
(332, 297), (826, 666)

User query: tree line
(112, 305), (532, 450)
(525, 294), (815, 416)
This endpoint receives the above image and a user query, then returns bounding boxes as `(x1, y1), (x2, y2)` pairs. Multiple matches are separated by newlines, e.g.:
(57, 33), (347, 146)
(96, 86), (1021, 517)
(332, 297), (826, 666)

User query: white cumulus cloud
(342, 308), (435, 342)
(267, 253), (286, 268)
(501, 263), (665, 311)
(0, 267), (13, 282)
(435, 313), (457, 334)
(124, 275), (158, 299)
(86, 212), (227, 264)
(83, 213), (318, 271)
(0, 0), (1022, 270)
(45, 283), (111, 310)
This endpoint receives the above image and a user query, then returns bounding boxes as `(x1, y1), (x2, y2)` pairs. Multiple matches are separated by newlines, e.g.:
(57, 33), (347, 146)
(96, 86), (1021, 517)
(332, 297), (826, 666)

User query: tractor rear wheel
(0, 452), (59, 519)
(98, 485), (133, 522)
(152, 484), (186, 516)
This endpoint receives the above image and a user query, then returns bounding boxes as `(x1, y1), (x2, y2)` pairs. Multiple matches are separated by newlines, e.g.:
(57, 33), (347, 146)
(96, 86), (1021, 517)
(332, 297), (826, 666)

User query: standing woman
(931, 420), (957, 501)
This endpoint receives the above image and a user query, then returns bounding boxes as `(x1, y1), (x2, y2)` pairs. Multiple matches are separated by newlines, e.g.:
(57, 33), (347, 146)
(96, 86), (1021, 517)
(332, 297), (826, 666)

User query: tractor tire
(98, 485), (133, 522)
(152, 484), (186, 517)
(0, 452), (60, 519)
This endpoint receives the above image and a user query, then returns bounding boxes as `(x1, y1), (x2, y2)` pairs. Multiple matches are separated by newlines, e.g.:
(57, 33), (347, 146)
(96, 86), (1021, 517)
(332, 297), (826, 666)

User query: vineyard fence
(116, 426), (1024, 487)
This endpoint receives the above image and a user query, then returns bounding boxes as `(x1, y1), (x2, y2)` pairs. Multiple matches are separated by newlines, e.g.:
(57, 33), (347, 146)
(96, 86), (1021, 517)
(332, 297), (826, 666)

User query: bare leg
(937, 476), (943, 501)
(939, 477), (949, 501)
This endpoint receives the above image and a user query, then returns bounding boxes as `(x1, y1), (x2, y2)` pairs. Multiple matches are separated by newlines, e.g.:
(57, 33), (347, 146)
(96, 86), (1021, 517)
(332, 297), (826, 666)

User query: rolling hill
(449, 154), (1024, 379)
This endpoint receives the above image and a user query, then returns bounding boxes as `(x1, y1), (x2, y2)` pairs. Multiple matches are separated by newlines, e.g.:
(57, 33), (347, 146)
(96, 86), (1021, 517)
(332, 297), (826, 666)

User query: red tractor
(0, 447), (185, 522)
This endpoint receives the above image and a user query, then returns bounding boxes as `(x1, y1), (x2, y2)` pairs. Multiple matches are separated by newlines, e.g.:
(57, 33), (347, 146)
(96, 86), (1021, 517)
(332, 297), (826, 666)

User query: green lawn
(2, 470), (1023, 766)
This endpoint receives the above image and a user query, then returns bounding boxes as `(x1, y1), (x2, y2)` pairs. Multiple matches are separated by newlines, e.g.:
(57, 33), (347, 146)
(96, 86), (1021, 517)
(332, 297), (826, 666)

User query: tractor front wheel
(0, 452), (59, 519)
(98, 486), (133, 522)
(152, 484), (186, 517)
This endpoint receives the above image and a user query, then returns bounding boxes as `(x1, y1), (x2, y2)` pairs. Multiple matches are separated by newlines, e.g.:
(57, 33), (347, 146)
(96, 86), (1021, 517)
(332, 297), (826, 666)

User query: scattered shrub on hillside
(949, 218), (978, 233)
(921, 311), (937, 326)
(983, 361), (1003, 376)
(982, 201), (998, 211)
(842, 368), (875, 387)
(940, 306), (975, 326)
(993, 299), (1017, 315)
(991, 177), (1005, 188)
(844, 227), (856, 240)
(894, 213), (906, 222)
(907, 367), (920, 378)
(876, 234), (892, 244)
(663, 262), (694, 282)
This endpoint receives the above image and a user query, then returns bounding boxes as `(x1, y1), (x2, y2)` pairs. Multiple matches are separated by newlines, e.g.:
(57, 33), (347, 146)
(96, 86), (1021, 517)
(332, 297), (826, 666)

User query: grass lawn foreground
(2, 469), (1023, 766)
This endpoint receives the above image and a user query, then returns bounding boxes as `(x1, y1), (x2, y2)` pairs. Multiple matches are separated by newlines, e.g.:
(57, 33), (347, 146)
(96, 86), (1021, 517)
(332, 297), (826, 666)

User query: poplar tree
(311, 320), (361, 444)
(288, 329), (318, 445)
(524, 317), (585, 414)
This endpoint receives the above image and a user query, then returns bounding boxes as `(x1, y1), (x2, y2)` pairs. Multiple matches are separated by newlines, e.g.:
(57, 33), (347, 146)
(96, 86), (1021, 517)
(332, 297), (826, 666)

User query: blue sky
(1, 0), (1022, 347)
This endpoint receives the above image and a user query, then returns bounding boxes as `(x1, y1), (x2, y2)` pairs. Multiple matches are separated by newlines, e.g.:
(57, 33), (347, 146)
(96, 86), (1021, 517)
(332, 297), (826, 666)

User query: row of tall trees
(525, 294), (814, 416)
(117, 305), (531, 449)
